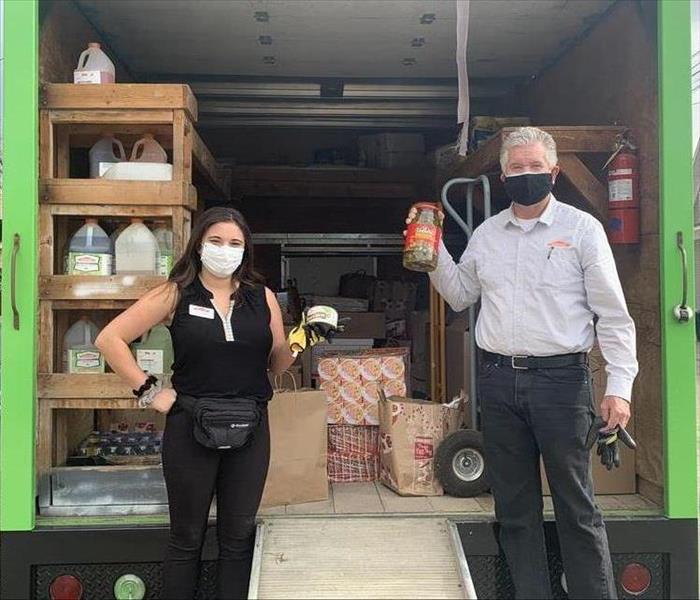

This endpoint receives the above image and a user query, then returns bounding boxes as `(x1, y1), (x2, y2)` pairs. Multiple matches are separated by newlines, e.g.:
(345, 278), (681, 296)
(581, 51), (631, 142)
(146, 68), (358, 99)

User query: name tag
(189, 304), (215, 319)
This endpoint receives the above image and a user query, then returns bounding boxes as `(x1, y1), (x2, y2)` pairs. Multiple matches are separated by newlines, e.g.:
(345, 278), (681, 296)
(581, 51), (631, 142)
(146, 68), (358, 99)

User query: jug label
(69, 252), (112, 276)
(157, 255), (174, 276)
(74, 70), (115, 84)
(68, 349), (105, 373)
(137, 349), (164, 375)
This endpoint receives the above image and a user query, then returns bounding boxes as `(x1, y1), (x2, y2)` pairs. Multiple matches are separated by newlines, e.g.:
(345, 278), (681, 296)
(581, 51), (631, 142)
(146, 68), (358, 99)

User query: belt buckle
(511, 355), (529, 370)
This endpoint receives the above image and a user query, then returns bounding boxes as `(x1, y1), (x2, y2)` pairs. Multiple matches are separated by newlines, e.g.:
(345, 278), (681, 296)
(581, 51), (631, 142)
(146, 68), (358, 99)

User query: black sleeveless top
(168, 277), (273, 402)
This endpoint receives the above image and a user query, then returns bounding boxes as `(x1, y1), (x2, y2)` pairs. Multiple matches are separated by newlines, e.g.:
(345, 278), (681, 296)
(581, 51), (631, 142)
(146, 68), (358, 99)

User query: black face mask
(503, 173), (554, 206)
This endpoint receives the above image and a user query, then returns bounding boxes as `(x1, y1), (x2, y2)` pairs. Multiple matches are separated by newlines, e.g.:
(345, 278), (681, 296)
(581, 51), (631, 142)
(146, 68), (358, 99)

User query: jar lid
(412, 202), (439, 211)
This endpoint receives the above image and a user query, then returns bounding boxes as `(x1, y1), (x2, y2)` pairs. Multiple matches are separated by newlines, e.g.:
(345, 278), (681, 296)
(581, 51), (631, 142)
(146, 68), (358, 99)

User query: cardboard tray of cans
(318, 347), (410, 426)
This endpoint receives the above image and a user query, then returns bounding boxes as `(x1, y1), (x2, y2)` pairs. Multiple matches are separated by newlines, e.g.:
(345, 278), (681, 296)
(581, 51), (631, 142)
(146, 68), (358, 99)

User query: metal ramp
(248, 517), (477, 599)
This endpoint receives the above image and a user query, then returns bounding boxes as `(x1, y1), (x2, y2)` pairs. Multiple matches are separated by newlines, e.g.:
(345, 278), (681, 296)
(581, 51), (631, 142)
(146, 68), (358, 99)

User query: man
(426, 127), (637, 599)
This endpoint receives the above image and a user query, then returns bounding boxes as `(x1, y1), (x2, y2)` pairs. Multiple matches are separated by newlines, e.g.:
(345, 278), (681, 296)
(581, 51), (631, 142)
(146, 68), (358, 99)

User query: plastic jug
(74, 42), (116, 84)
(62, 316), (104, 374)
(67, 218), (113, 276)
(115, 218), (159, 274)
(153, 221), (174, 276)
(89, 135), (126, 178)
(131, 324), (174, 375)
(109, 222), (128, 274)
(130, 134), (168, 163)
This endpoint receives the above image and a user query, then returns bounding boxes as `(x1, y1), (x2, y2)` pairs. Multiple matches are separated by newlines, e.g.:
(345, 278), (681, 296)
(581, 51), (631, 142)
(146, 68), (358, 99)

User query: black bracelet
(133, 374), (158, 398)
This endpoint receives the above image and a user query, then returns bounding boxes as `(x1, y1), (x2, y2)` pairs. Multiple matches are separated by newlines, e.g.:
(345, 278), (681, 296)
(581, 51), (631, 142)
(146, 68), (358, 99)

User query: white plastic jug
(115, 218), (159, 274)
(62, 316), (104, 374)
(89, 135), (126, 178)
(130, 134), (168, 163)
(153, 221), (174, 276)
(131, 324), (174, 375)
(74, 43), (116, 85)
(67, 218), (113, 276)
(109, 222), (128, 274)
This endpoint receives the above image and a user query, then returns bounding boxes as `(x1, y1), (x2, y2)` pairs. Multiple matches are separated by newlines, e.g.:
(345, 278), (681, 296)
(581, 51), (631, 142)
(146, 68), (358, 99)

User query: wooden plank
(43, 398), (141, 409)
(233, 180), (416, 199)
(40, 275), (167, 301)
(452, 126), (628, 178)
(52, 300), (133, 311)
(39, 373), (135, 399)
(172, 110), (193, 183)
(41, 84), (198, 121)
(171, 205), (191, 258)
(36, 401), (54, 475)
(39, 205), (55, 276)
(558, 154), (608, 219)
(49, 109), (174, 125)
(331, 482), (385, 514)
(232, 166), (428, 184)
(40, 110), (54, 179)
(56, 128), (71, 178)
(38, 301), (55, 373)
(40, 180), (197, 210)
(192, 126), (230, 198)
(54, 411), (70, 467)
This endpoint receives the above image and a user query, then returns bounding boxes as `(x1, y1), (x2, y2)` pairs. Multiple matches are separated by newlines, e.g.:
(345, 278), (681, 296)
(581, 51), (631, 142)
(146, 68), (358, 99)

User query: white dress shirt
(429, 195), (638, 401)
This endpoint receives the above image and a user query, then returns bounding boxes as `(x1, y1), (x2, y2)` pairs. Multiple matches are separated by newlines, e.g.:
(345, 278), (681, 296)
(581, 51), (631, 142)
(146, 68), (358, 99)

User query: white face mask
(200, 242), (245, 278)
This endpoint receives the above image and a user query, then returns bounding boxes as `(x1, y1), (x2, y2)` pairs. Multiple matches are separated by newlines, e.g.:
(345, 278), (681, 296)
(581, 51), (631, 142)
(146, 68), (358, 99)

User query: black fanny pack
(177, 395), (262, 450)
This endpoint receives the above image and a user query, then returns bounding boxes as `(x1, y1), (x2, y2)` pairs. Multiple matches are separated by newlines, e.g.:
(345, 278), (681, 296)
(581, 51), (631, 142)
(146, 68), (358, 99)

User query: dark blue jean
(478, 358), (617, 599)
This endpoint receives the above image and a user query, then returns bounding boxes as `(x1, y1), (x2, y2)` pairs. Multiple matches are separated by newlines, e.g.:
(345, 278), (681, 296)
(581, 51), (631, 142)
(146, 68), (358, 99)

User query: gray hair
(499, 126), (558, 170)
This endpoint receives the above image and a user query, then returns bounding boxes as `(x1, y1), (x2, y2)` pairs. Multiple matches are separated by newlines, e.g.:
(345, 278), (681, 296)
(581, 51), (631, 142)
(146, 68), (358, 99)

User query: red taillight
(49, 574), (83, 600)
(620, 562), (652, 596)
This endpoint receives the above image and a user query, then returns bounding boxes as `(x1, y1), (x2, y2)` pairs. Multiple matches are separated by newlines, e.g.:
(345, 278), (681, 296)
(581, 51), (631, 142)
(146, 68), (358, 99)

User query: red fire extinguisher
(605, 136), (640, 244)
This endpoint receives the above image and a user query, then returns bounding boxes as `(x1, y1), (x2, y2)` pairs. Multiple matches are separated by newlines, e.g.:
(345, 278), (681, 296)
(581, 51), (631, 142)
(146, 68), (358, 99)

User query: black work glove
(585, 416), (637, 471)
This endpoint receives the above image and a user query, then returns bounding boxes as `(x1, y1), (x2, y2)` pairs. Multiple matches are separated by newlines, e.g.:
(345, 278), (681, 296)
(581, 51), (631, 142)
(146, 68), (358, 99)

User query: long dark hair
(169, 207), (264, 302)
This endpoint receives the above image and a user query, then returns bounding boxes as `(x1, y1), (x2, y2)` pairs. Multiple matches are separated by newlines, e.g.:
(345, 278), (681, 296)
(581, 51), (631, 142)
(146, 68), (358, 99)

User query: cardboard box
(337, 312), (386, 339)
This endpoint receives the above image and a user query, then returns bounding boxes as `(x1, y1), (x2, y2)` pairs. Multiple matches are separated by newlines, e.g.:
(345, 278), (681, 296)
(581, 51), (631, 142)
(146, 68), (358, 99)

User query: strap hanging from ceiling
(456, 0), (471, 155)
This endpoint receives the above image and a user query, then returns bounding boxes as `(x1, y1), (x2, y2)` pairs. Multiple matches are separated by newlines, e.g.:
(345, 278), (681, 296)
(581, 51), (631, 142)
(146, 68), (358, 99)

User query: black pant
(478, 358), (617, 600)
(161, 401), (270, 600)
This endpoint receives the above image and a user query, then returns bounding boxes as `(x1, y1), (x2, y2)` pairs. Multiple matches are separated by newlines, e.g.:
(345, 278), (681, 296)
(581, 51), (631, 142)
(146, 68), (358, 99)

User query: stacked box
(318, 348), (409, 426)
(327, 425), (379, 483)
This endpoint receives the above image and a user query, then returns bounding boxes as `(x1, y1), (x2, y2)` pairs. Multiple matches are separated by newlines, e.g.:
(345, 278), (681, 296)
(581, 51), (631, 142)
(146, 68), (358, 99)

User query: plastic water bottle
(89, 135), (126, 178)
(130, 134), (168, 163)
(74, 42), (116, 84)
(115, 218), (159, 274)
(153, 221), (174, 276)
(131, 324), (174, 375)
(109, 222), (127, 274)
(67, 218), (113, 276)
(62, 316), (104, 374)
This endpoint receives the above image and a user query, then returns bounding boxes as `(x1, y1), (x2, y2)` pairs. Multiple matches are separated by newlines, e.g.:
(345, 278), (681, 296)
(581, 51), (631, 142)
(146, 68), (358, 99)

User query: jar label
(405, 223), (441, 253)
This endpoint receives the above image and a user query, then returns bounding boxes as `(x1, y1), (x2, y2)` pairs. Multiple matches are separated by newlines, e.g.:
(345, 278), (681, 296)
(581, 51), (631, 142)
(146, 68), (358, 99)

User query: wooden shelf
(448, 125), (628, 220)
(38, 374), (136, 401)
(41, 83), (198, 121)
(231, 165), (426, 199)
(40, 179), (198, 210)
(40, 275), (167, 301)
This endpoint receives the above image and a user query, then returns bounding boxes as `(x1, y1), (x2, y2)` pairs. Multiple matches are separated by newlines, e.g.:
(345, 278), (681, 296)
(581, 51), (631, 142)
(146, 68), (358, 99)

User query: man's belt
(482, 351), (588, 370)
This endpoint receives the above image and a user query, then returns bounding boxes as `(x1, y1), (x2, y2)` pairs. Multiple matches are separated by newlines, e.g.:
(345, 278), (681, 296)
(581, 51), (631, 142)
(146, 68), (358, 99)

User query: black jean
(478, 358), (617, 600)
(161, 400), (270, 600)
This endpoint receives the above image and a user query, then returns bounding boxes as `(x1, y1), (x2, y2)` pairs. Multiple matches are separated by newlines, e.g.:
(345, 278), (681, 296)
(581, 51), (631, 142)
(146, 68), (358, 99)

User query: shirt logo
(188, 304), (215, 319)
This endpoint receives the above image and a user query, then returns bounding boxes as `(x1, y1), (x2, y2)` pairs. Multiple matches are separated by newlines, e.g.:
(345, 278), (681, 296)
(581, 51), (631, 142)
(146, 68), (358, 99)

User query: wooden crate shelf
(448, 125), (628, 220)
(39, 202), (191, 276)
(40, 275), (167, 301)
(39, 374), (136, 400)
(40, 83), (230, 201)
(40, 179), (198, 210)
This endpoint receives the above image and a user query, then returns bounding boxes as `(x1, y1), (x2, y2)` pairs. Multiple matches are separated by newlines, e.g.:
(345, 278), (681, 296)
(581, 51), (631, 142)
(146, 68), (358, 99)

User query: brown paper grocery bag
(378, 393), (463, 497)
(260, 373), (329, 507)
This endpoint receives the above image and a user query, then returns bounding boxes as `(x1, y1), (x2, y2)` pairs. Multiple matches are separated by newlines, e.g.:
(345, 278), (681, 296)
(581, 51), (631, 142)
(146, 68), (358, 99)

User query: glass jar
(403, 202), (443, 272)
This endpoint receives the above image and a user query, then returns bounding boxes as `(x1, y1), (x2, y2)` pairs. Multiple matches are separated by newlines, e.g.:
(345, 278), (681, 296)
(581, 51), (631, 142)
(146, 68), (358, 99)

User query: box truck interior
(31, 0), (666, 520)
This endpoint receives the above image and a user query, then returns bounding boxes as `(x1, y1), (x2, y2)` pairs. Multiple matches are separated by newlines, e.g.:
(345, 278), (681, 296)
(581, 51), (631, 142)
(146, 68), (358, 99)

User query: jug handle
(77, 49), (91, 70)
(130, 139), (145, 162)
(113, 138), (126, 161)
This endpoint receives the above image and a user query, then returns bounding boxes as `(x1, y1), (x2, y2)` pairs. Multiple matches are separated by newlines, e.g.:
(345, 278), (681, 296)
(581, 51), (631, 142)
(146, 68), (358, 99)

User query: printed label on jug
(68, 349), (105, 373)
(74, 70), (115, 84)
(137, 349), (164, 375)
(69, 252), (112, 276)
(157, 255), (173, 276)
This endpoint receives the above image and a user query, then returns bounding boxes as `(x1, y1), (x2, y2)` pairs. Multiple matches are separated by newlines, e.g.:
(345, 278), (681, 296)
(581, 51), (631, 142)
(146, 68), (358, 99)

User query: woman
(96, 207), (298, 599)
